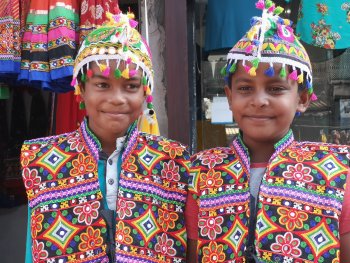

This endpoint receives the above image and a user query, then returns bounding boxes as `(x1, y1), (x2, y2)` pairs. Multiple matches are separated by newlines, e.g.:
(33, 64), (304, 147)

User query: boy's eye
(96, 83), (109, 89)
(268, 86), (286, 93)
(237, 86), (252, 93)
(125, 83), (141, 91)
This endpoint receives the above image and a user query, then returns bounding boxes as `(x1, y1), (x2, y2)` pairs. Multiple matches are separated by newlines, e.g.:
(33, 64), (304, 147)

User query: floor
(0, 204), (27, 263)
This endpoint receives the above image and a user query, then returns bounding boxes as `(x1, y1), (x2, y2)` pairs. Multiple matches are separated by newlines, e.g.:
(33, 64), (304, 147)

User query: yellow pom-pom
(297, 73), (304, 84)
(121, 68), (130, 79)
(248, 67), (257, 77)
(99, 64), (107, 73)
(127, 12), (135, 19)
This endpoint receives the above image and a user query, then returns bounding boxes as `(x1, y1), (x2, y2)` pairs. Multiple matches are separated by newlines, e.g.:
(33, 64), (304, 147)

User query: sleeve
(25, 205), (32, 263)
(340, 169), (350, 235)
(185, 192), (199, 240)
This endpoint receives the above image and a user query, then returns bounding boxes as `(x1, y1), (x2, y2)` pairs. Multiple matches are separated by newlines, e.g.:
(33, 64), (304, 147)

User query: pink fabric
(185, 192), (199, 240)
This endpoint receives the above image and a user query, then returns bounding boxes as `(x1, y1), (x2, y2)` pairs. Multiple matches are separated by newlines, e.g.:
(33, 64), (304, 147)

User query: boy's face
(81, 60), (145, 140)
(225, 62), (310, 146)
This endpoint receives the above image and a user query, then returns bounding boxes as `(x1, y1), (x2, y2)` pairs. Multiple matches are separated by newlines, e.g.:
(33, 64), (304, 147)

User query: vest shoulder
(22, 131), (77, 150)
(295, 141), (350, 153)
(191, 146), (232, 162)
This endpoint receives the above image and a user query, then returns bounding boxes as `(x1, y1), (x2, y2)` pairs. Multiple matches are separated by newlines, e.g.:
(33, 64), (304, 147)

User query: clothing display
(18, 0), (79, 92)
(21, 118), (192, 262)
(191, 130), (350, 262)
(296, 0), (350, 49)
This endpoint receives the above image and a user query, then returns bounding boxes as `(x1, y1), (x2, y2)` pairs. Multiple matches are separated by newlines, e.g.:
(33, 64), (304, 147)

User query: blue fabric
(25, 205), (32, 263)
(204, 0), (260, 51)
(296, 0), (350, 49)
(98, 159), (109, 209)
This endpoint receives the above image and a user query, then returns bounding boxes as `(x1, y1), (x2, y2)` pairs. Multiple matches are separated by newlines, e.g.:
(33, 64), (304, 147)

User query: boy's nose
(251, 91), (269, 107)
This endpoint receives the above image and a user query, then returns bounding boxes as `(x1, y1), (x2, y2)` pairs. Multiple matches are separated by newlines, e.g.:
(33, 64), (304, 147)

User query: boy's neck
(243, 139), (275, 163)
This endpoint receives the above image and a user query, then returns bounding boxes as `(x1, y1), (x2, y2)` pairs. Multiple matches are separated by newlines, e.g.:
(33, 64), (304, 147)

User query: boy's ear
(297, 88), (311, 113)
(224, 85), (232, 111)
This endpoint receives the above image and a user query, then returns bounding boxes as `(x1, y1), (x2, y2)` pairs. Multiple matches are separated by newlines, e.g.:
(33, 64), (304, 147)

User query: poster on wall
(340, 99), (350, 119)
(211, 96), (234, 124)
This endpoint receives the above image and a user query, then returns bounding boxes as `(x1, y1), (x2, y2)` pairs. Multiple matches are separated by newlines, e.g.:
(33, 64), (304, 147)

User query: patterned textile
(222, 0), (316, 101)
(296, 1), (350, 49)
(0, 0), (21, 78)
(21, 118), (191, 262)
(18, 0), (79, 91)
(79, 0), (119, 45)
(191, 130), (349, 262)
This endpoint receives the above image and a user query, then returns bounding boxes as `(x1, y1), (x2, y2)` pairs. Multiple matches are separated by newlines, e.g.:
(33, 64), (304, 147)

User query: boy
(191, 1), (350, 262)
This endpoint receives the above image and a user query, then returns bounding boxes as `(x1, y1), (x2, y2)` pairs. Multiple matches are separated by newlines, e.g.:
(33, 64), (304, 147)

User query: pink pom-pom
(310, 93), (318, 101)
(243, 65), (251, 74)
(129, 69), (138, 78)
(126, 57), (132, 64)
(87, 69), (93, 78)
(71, 77), (77, 86)
(146, 95), (153, 103)
(255, 0), (265, 9)
(268, 5), (276, 13)
(103, 67), (110, 77)
(288, 70), (298, 81)
(129, 19), (138, 28)
(245, 45), (254, 54)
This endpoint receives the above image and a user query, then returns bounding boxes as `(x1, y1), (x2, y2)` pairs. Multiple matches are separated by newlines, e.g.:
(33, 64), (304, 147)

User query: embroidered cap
(222, 0), (317, 101)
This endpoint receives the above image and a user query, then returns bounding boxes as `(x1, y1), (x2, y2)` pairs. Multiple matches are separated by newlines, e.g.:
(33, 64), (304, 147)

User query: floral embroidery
(161, 160), (180, 181)
(78, 226), (103, 251)
(117, 199), (136, 219)
(288, 149), (314, 162)
(67, 133), (84, 152)
(159, 140), (185, 159)
(22, 168), (41, 190)
(271, 232), (302, 257)
(199, 150), (227, 169)
(341, 3), (350, 23)
(154, 233), (176, 256)
(31, 214), (44, 238)
(332, 250), (340, 263)
(73, 201), (100, 225)
(316, 3), (328, 15)
(311, 19), (341, 49)
(277, 24), (295, 42)
(198, 216), (224, 240)
(125, 155), (138, 172)
(32, 240), (48, 263)
(277, 207), (308, 231)
(70, 153), (95, 176)
(21, 146), (39, 166)
(282, 163), (313, 183)
(115, 222), (133, 244)
(158, 209), (178, 231)
(199, 169), (223, 189)
(202, 241), (225, 263)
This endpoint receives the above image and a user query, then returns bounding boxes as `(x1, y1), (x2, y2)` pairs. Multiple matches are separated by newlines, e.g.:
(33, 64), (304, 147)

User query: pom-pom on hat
(223, 0), (317, 101)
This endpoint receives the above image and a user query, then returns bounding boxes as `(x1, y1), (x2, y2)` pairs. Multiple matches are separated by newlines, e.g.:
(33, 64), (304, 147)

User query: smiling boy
(191, 1), (350, 262)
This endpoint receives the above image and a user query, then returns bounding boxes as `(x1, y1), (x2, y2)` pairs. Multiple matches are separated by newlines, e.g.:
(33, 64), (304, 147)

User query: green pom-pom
(251, 58), (260, 68)
(265, 0), (273, 8)
(147, 103), (154, 109)
(123, 45), (128, 52)
(142, 76), (147, 85)
(279, 66), (286, 78)
(274, 6), (284, 15)
(229, 63), (237, 73)
(79, 101), (85, 110)
(81, 74), (86, 83)
(114, 68), (122, 78)
(220, 65), (227, 76)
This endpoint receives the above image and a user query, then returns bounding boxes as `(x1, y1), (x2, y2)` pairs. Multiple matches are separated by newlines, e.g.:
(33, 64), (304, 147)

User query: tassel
(245, 45), (254, 54)
(268, 5), (276, 13)
(264, 66), (275, 77)
(247, 30), (255, 40)
(123, 45), (128, 52)
(114, 68), (122, 78)
(306, 79), (312, 89)
(229, 63), (237, 73)
(274, 6), (284, 15)
(297, 73), (304, 84)
(137, 108), (160, 136)
(265, 0), (273, 8)
(121, 68), (130, 79)
(145, 86), (151, 96)
(248, 67), (257, 77)
(129, 19), (138, 28)
(81, 73), (87, 83)
(142, 76), (147, 85)
(99, 64), (107, 73)
(220, 65), (227, 76)
(129, 69), (138, 78)
(79, 101), (85, 110)
(243, 65), (251, 74)
(71, 77), (77, 87)
(251, 58), (260, 68)
(280, 66), (286, 78)
(288, 70), (298, 81)
(295, 111), (301, 117)
(310, 93), (318, 101)
(87, 69), (93, 78)
(146, 95), (153, 103)
(255, 0), (265, 9)
(102, 66), (110, 77)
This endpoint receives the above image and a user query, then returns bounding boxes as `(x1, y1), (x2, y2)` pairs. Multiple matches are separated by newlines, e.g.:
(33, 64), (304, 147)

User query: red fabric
(185, 192), (199, 240)
(55, 91), (85, 134)
(340, 169), (350, 235)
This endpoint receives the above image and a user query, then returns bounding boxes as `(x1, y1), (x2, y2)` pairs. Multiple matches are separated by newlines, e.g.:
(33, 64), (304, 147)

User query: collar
(232, 129), (294, 173)
(79, 118), (139, 164)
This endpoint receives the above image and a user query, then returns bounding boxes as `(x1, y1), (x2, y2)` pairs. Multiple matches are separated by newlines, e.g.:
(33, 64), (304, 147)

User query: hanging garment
(204, 0), (260, 52)
(296, 1), (350, 49)
(79, 0), (119, 44)
(18, 0), (79, 92)
(0, 0), (21, 80)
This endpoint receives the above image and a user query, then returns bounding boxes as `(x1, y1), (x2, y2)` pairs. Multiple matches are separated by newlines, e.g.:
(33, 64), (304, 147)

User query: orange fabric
(185, 192), (199, 240)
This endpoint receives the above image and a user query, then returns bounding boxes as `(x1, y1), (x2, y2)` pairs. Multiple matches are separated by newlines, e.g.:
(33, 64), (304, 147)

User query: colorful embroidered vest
(191, 131), (349, 263)
(21, 119), (191, 263)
